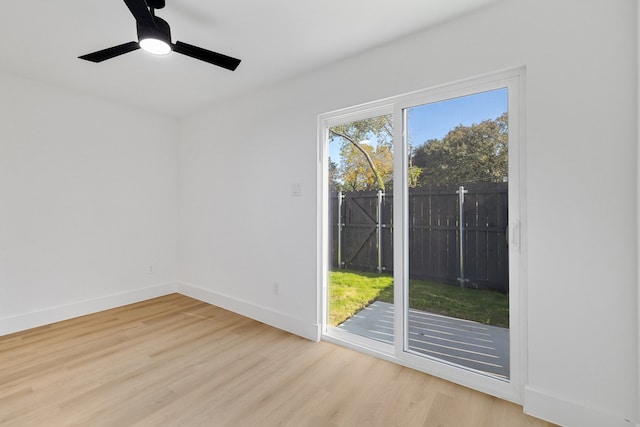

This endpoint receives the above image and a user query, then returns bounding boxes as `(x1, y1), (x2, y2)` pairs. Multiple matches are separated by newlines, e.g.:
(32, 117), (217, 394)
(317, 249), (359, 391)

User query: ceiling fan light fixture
(139, 38), (171, 55)
(137, 16), (172, 55)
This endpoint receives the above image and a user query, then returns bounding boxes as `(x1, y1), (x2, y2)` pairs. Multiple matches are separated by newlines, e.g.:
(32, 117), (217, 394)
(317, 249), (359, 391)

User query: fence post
(337, 191), (344, 269)
(377, 189), (383, 274)
(456, 186), (468, 288)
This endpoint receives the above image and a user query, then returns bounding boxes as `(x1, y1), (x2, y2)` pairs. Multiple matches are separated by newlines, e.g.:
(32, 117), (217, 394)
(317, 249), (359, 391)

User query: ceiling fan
(79, 0), (241, 71)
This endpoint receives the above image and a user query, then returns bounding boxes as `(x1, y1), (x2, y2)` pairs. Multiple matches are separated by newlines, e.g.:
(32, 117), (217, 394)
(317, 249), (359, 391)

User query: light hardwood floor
(0, 294), (555, 426)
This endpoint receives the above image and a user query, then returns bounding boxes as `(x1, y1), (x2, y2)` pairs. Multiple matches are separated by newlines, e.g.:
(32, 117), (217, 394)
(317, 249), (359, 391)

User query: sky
(328, 87), (508, 162)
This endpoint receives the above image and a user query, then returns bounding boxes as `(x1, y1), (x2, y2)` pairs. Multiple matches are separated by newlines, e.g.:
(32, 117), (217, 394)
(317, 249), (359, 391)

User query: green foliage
(338, 143), (392, 191)
(407, 165), (422, 188)
(329, 113), (507, 191)
(329, 270), (509, 328)
(330, 115), (393, 147)
(330, 114), (393, 191)
(328, 159), (341, 191)
(377, 278), (509, 328)
(413, 113), (508, 186)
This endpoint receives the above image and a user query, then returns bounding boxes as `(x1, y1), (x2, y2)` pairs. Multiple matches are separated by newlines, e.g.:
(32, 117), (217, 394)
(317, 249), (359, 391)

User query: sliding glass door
(325, 110), (395, 347)
(321, 69), (523, 400)
(403, 89), (510, 379)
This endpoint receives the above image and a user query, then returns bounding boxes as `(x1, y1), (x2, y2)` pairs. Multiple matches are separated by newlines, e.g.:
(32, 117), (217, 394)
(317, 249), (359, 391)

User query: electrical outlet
(148, 265), (154, 275)
(272, 282), (280, 295)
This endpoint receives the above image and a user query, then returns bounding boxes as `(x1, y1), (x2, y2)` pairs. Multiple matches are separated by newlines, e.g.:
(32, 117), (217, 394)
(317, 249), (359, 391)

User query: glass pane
(327, 114), (394, 344)
(406, 89), (510, 379)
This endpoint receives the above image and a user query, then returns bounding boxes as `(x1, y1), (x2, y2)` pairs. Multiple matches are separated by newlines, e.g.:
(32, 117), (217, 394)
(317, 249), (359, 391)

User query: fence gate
(330, 190), (393, 273)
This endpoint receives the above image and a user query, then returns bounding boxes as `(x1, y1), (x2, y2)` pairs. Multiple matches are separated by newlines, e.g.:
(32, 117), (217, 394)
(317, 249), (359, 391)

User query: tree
(330, 115), (393, 191)
(338, 142), (393, 191)
(412, 113), (508, 186)
(328, 159), (341, 192)
(407, 145), (422, 188)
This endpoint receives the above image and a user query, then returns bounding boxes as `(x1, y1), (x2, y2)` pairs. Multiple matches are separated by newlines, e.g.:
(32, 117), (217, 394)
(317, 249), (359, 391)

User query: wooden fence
(330, 182), (509, 292)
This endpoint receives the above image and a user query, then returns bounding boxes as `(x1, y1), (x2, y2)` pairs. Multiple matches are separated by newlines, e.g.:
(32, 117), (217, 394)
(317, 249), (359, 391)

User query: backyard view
(327, 88), (510, 378)
(328, 270), (509, 328)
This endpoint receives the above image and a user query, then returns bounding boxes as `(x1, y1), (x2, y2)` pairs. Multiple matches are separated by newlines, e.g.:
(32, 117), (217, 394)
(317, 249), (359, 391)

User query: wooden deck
(338, 301), (509, 378)
(0, 294), (552, 426)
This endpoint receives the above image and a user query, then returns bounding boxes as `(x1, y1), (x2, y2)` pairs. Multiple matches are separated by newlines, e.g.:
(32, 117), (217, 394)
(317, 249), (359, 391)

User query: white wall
(0, 72), (179, 334)
(177, 86), (320, 339)
(0, 0), (636, 425)
(179, 0), (638, 426)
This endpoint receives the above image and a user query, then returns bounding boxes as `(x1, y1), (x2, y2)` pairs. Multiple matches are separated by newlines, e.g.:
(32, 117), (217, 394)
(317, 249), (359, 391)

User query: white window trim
(317, 67), (527, 403)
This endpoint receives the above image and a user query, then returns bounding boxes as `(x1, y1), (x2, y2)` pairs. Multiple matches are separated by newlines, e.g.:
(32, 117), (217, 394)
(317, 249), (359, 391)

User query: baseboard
(0, 282), (178, 337)
(177, 282), (321, 341)
(2, 281), (322, 341)
(524, 386), (636, 427)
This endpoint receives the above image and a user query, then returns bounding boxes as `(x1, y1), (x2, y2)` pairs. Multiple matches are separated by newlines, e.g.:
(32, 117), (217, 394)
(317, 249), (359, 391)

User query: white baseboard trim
(1, 282), (321, 342)
(524, 386), (636, 427)
(177, 282), (320, 342)
(0, 282), (178, 337)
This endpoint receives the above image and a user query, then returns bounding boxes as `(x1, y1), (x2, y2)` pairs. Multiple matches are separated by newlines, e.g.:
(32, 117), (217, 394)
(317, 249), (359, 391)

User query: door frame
(317, 67), (527, 403)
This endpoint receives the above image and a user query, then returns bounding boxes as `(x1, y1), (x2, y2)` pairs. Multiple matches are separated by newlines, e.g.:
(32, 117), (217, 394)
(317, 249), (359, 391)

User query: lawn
(328, 270), (509, 328)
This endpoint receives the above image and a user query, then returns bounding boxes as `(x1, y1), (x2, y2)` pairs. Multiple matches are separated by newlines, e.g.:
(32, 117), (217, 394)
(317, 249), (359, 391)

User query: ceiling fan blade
(173, 41), (241, 71)
(122, 0), (155, 28)
(78, 42), (140, 63)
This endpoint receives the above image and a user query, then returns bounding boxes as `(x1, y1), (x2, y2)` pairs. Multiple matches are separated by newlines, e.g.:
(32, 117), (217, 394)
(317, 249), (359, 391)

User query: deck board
(338, 301), (509, 378)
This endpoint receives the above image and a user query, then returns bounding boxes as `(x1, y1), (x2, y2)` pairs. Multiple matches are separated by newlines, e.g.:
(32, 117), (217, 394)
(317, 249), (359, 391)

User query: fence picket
(330, 182), (509, 292)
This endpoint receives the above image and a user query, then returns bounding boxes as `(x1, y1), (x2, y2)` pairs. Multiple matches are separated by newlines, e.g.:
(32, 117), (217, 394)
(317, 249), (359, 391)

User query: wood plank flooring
(0, 294), (554, 426)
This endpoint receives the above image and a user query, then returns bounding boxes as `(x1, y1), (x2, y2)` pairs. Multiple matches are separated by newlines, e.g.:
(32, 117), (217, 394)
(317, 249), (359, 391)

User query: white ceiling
(0, 0), (500, 118)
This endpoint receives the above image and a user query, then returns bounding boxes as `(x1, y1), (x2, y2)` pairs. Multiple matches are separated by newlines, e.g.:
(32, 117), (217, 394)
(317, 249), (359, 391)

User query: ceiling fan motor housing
(137, 16), (171, 45)
(148, 0), (166, 9)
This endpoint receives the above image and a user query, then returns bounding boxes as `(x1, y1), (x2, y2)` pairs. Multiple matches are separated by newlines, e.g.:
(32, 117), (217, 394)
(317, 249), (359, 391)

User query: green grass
(328, 270), (394, 327)
(329, 270), (509, 328)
